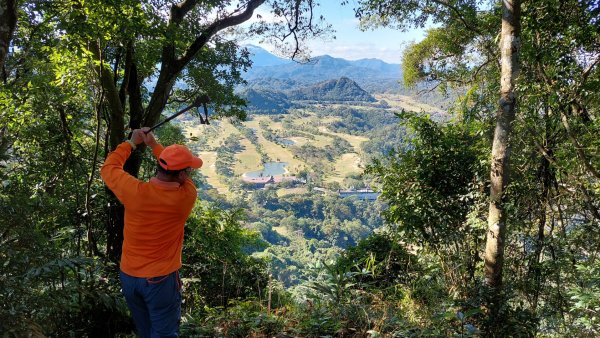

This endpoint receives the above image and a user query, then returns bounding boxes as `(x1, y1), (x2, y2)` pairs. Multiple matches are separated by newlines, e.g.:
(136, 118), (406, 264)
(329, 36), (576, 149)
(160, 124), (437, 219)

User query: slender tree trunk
(0, 0), (17, 72)
(530, 101), (557, 311)
(91, 42), (127, 263)
(106, 201), (125, 263)
(484, 0), (521, 331)
(123, 43), (145, 179)
(531, 151), (551, 310)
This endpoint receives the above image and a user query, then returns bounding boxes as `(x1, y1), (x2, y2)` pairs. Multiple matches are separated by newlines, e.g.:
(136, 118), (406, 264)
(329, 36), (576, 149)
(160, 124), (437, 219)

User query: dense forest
(1, 0), (599, 337)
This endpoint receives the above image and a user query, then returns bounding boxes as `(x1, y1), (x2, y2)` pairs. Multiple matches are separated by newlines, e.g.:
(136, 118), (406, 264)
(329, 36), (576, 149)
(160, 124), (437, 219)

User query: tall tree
(483, 0), (521, 329)
(39, 0), (330, 262)
(354, 0), (504, 327)
(356, 0), (599, 334)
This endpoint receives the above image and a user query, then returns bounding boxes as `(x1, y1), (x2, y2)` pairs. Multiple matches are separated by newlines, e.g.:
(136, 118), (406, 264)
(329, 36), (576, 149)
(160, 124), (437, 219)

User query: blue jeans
(120, 270), (182, 338)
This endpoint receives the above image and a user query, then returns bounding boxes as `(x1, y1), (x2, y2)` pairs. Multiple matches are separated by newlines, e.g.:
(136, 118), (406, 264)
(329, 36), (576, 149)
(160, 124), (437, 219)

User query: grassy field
(187, 115), (357, 194)
(287, 136), (310, 146)
(183, 122), (227, 150)
(324, 153), (363, 184)
(375, 93), (441, 113)
(248, 121), (303, 171)
(195, 151), (230, 194)
(272, 226), (292, 237)
(317, 126), (368, 153)
(233, 137), (261, 175)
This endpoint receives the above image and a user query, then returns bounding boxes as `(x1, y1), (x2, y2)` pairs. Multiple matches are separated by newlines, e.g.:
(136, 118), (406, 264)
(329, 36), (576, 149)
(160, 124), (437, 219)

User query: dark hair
(156, 163), (186, 177)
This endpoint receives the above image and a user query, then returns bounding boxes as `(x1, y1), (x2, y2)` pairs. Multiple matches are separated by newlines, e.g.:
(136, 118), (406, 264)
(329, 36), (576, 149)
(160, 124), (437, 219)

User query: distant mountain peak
(289, 77), (375, 102)
(314, 54), (335, 60)
(243, 45), (291, 67)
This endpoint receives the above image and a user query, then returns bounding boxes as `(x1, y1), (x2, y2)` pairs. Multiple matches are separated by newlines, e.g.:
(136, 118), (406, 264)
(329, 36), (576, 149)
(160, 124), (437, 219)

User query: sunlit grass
(196, 151), (230, 194)
(318, 126), (368, 153)
(324, 153), (363, 183)
(277, 187), (308, 196)
(374, 93), (440, 113)
(272, 226), (291, 237)
(234, 138), (261, 175)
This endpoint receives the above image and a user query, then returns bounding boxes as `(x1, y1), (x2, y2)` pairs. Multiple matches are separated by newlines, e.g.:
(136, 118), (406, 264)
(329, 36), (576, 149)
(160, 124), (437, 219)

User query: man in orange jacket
(101, 127), (202, 338)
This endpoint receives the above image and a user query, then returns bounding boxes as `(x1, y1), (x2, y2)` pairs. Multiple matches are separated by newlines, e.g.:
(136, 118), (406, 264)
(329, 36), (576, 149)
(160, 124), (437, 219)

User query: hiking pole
(146, 95), (209, 133)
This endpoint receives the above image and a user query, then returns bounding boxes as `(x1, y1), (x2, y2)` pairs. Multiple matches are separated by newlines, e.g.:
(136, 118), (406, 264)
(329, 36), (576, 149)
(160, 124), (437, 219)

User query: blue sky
(307, 1), (425, 63)
(249, 1), (427, 64)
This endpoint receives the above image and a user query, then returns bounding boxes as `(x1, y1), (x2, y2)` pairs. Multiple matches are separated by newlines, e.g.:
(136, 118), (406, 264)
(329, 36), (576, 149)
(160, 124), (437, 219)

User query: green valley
(181, 92), (438, 196)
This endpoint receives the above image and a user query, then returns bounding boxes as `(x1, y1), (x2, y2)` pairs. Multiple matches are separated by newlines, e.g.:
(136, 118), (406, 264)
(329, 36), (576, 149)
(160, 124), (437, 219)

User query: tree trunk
(106, 200), (125, 264)
(530, 154), (550, 310)
(484, 0), (521, 331)
(0, 0), (17, 73)
(89, 42), (127, 263)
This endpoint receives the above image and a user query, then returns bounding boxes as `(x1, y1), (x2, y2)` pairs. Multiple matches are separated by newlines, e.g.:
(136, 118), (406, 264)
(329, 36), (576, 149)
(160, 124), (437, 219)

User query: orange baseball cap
(158, 144), (203, 171)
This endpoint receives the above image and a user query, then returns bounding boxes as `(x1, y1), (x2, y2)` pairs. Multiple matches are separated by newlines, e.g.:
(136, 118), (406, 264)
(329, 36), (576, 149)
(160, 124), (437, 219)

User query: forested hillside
(288, 77), (376, 102)
(1, 0), (599, 337)
(238, 88), (293, 114)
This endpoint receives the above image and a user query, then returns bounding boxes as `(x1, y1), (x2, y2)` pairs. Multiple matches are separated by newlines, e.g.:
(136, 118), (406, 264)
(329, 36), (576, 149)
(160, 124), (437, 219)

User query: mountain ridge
(240, 76), (376, 113)
(242, 45), (455, 110)
(245, 45), (292, 67)
(243, 45), (403, 89)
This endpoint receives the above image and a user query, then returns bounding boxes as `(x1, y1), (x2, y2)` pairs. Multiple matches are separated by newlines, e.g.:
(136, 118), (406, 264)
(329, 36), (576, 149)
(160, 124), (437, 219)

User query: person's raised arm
(141, 127), (164, 160)
(100, 129), (146, 204)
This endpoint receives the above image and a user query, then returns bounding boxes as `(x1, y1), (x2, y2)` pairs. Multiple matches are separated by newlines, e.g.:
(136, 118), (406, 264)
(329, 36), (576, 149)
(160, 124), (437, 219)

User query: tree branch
(176, 0), (266, 70)
(145, 0), (266, 127)
(430, 0), (482, 36)
(89, 41), (125, 150)
(581, 55), (599, 82)
(85, 85), (104, 257)
(118, 46), (130, 112)
(561, 107), (600, 179)
(471, 57), (492, 83)
(126, 43), (143, 129)
(171, 0), (199, 25)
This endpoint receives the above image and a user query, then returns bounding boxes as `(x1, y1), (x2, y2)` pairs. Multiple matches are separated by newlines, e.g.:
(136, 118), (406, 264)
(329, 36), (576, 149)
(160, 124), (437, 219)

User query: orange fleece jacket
(100, 142), (198, 277)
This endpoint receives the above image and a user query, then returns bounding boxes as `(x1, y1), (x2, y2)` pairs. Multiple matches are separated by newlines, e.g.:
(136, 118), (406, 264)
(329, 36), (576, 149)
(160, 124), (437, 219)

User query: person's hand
(141, 127), (158, 149)
(130, 129), (145, 145)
